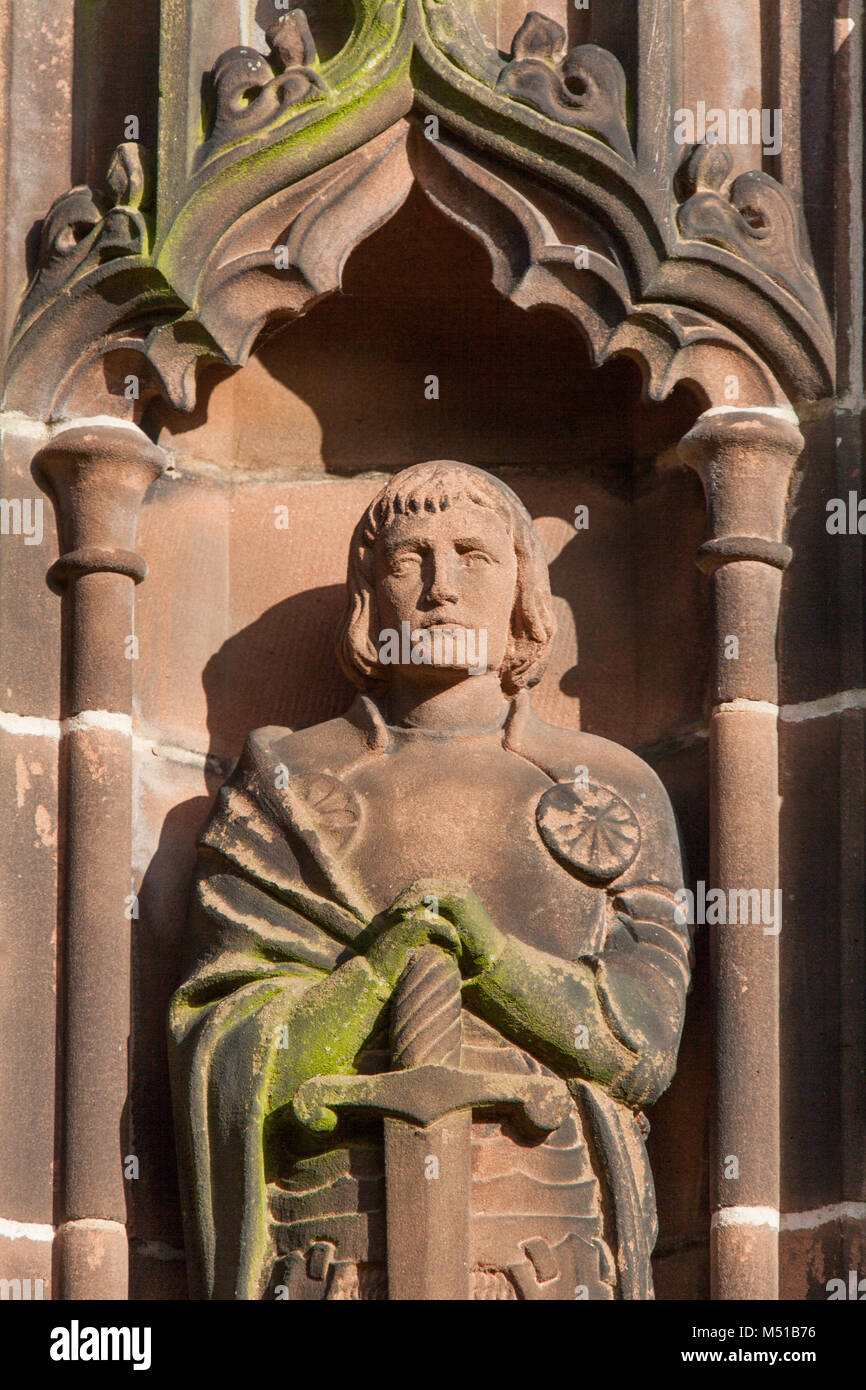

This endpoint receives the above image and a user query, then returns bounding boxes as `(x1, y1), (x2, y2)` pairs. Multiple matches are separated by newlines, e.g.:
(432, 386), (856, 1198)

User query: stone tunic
(266, 720), (617, 1299)
(170, 692), (689, 1299)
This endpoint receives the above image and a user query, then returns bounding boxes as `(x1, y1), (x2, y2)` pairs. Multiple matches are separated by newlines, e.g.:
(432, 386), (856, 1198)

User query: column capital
(678, 407), (805, 569)
(32, 420), (165, 588)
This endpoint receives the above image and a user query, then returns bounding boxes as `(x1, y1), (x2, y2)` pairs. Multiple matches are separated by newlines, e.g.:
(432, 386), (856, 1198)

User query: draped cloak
(168, 690), (693, 1300)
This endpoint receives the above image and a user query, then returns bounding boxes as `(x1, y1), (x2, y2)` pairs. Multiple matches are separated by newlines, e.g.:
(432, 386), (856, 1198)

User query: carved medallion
(536, 780), (641, 883)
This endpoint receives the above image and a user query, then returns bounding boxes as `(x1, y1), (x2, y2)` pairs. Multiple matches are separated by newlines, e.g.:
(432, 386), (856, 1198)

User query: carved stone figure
(169, 460), (693, 1300)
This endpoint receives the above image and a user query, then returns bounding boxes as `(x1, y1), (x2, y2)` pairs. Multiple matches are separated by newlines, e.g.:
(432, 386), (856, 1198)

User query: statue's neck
(383, 672), (511, 735)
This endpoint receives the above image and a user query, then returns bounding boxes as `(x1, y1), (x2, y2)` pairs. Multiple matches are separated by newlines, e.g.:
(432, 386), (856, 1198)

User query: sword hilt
(293, 942), (570, 1141)
(292, 1065), (571, 1137)
(390, 944), (462, 1070)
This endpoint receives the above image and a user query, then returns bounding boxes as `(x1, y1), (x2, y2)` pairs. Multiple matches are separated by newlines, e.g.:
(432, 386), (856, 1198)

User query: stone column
(679, 406), (804, 1301)
(32, 420), (164, 1300)
(680, 0), (764, 177)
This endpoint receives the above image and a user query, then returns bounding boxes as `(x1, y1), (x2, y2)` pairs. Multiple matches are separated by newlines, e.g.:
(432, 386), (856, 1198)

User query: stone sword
(293, 944), (571, 1300)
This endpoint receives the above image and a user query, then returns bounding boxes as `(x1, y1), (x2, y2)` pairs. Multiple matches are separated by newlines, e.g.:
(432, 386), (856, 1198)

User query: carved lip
(417, 618), (475, 630)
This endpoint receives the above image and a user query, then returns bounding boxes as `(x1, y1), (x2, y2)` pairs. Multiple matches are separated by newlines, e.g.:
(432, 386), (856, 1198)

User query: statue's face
(373, 500), (518, 681)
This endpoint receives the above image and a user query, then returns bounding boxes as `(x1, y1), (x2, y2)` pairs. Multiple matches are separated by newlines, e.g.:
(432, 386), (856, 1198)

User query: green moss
(263, 956), (391, 1118)
(157, 54), (412, 283)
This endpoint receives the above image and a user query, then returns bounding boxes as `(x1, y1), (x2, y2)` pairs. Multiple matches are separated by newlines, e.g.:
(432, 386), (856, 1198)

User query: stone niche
(128, 182), (711, 1298)
(2, 0), (853, 1306)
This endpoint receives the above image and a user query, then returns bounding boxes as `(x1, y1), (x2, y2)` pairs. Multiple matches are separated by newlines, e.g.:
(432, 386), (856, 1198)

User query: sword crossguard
(292, 1063), (571, 1139)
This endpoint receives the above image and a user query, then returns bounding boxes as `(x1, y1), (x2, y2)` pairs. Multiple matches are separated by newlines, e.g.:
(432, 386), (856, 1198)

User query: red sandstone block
(0, 726), (58, 1224)
(0, 429), (61, 719)
(0, 1232), (52, 1300)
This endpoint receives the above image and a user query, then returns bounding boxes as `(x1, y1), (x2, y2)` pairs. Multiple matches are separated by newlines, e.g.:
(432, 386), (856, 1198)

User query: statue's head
(337, 460), (555, 694)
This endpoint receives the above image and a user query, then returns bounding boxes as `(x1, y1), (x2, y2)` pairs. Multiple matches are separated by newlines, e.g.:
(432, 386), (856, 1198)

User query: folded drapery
(169, 691), (692, 1299)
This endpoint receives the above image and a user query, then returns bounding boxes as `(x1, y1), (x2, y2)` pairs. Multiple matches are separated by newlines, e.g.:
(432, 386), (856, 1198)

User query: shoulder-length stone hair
(336, 460), (555, 694)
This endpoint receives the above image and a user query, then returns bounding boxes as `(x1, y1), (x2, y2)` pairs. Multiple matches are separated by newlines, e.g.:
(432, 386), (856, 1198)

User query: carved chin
(423, 627), (488, 673)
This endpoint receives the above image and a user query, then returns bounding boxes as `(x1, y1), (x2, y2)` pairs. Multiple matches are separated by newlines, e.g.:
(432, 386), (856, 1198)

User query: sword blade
(384, 1109), (472, 1300)
(385, 944), (472, 1299)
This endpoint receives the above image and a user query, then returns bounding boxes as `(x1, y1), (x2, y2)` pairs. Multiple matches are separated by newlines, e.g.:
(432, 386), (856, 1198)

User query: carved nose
(427, 577), (459, 605)
(426, 559), (459, 606)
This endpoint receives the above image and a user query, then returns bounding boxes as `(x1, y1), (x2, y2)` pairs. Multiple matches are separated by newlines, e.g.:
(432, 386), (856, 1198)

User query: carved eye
(389, 551), (422, 576)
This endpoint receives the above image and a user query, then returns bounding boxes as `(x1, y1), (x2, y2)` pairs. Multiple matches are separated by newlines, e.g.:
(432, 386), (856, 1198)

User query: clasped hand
(363, 879), (506, 987)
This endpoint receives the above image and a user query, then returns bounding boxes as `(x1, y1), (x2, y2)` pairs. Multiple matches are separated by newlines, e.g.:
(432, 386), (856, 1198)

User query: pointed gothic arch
(3, 1), (831, 423)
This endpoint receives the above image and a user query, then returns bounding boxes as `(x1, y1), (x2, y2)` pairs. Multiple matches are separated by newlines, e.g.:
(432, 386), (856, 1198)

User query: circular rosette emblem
(536, 780), (641, 883)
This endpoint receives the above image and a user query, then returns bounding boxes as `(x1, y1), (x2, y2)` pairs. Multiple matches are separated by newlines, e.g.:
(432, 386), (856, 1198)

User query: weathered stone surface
(0, 726), (58, 1225)
(0, 1232), (52, 1300)
(149, 187), (700, 478)
(54, 1219), (127, 1300)
(132, 472), (230, 757)
(646, 734), (711, 1299)
(496, 15), (632, 161)
(0, 0), (76, 350)
(710, 705), (782, 1214)
(653, 1239), (710, 1302)
(4, 2), (834, 422)
(0, 428), (61, 718)
(0, 0), (857, 1312)
(69, 0), (160, 191)
(711, 561), (783, 705)
(778, 1219), (852, 1302)
(711, 1219), (778, 1302)
(779, 710), (864, 1215)
(129, 1242), (188, 1301)
(23, 424), (166, 1301)
(680, 0), (763, 178)
(133, 472), (369, 760)
(60, 723), (133, 1226)
(680, 405), (808, 1300)
(782, 414), (866, 706)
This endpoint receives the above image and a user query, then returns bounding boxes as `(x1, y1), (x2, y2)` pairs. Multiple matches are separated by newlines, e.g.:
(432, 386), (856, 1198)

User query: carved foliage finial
(511, 12), (567, 66)
(19, 141), (154, 323)
(495, 12), (632, 162)
(204, 10), (327, 153)
(675, 142), (827, 329)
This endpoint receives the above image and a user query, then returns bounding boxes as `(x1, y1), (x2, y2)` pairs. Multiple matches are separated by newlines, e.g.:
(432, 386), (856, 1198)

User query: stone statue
(169, 460), (692, 1300)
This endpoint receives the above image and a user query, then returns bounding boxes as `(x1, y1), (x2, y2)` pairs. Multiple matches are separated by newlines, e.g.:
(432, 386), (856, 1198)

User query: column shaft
(33, 422), (164, 1299)
(680, 407), (803, 1300)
